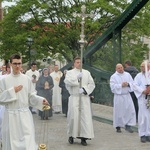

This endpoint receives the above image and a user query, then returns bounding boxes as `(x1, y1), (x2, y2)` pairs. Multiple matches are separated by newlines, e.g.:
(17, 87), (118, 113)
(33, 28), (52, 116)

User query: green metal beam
(83, 64), (112, 80)
(84, 0), (149, 58)
(113, 29), (122, 69)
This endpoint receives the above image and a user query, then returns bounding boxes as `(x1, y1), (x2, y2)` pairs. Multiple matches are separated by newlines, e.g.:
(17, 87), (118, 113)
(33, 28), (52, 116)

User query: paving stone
(33, 104), (150, 150)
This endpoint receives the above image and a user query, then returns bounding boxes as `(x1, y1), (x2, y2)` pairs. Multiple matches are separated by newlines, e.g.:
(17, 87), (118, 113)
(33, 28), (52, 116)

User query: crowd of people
(0, 53), (150, 149)
(0, 55), (67, 149)
(0, 55), (95, 149)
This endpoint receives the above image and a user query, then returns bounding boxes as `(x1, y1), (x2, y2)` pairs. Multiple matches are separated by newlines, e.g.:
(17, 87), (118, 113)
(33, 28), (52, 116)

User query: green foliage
(0, 0), (149, 70)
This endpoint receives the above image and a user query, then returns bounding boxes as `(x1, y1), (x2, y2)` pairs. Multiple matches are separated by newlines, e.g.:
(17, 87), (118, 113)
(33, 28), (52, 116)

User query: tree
(0, 0), (149, 70)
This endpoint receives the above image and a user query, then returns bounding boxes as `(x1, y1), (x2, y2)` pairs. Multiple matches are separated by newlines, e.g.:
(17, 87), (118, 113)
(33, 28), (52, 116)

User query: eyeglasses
(12, 63), (22, 66)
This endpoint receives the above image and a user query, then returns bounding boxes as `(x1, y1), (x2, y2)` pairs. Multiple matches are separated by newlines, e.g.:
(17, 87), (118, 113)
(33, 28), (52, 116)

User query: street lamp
(26, 35), (33, 68)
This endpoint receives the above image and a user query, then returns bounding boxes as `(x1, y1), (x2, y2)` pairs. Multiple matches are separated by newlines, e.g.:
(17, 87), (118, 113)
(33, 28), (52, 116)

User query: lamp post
(26, 35), (33, 68)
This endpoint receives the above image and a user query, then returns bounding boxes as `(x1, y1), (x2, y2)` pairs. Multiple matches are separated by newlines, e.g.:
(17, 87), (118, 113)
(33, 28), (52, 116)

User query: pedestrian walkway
(34, 103), (150, 150)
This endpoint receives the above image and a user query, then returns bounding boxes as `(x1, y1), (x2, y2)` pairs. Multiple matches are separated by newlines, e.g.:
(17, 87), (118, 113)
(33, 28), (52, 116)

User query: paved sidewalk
(34, 104), (150, 150)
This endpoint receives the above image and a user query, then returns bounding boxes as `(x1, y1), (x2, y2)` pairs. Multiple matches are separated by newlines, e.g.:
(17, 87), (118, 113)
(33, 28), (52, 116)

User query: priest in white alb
(0, 73), (7, 148)
(110, 63), (136, 133)
(50, 65), (62, 113)
(64, 57), (95, 146)
(25, 62), (40, 114)
(0, 54), (49, 150)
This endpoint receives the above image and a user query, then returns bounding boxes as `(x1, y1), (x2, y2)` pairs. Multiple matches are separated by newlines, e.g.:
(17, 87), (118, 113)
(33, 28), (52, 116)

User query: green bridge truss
(61, 0), (149, 105)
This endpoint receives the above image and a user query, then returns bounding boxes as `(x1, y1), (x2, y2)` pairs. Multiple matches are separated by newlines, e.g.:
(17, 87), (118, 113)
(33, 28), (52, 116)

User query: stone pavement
(34, 103), (150, 150)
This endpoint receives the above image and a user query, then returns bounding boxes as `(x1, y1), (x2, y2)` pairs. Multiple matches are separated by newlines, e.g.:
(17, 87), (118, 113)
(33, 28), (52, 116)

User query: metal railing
(92, 82), (113, 106)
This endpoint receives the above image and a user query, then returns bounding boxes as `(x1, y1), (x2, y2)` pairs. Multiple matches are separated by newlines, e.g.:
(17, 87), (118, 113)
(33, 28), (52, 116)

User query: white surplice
(25, 69), (40, 89)
(133, 72), (150, 137)
(0, 73), (45, 150)
(110, 71), (136, 128)
(50, 71), (62, 112)
(25, 69), (40, 113)
(0, 75), (7, 142)
(64, 68), (95, 139)
(0, 105), (4, 140)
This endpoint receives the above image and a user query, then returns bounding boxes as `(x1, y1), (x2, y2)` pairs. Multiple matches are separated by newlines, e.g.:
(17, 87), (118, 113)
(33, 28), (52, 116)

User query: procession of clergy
(0, 59), (150, 149)
(110, 61), (150, 143)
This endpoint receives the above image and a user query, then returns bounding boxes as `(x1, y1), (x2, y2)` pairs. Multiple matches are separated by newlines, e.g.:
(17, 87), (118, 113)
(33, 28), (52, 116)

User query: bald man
(110, 64), (136, 133)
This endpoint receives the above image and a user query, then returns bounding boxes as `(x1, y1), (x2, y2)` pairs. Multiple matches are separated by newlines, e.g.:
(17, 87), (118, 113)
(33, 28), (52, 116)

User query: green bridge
(61, 0), (149, 105)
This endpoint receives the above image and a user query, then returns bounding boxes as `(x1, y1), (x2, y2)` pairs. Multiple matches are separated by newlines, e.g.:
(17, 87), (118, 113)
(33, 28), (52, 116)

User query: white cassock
(0, 73), (45, 150)
(25, 69), (40, 113)
(50, 71), (62, 113)
(0, 75), (7, 142)
(25, 69), (40, 89)
(0, 105), (4, 140)
(110, 71), (136, 128)
(132, 72), (150, 137)
(64, 68), (95, 139)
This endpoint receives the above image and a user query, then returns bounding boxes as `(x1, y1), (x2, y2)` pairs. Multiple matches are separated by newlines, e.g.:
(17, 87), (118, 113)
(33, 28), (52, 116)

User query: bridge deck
(34, 104), (150, 150)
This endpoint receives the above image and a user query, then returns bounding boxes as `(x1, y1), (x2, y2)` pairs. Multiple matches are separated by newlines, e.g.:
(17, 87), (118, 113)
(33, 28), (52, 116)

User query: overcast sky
(2, 2), (16, 8)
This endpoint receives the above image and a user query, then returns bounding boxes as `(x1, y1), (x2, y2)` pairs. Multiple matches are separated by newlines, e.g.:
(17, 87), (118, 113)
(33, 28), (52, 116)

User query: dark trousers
(130, 92), (138, 121)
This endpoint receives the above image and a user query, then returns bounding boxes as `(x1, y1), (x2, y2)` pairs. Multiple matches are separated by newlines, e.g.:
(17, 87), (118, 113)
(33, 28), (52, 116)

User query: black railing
(93, 82), (113, 106)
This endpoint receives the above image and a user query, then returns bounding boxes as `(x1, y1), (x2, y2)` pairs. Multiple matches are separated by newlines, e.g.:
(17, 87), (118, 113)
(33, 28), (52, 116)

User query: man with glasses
(0, 54), (49, 150)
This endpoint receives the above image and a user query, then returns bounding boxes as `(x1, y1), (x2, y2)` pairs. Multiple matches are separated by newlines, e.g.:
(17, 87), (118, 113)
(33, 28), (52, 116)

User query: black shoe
(125, 125), (134, 133)
(146, 136), (150, 142)
(81, 139), (87, 146)
(141, 136), (146, 143)
(68, 137), (74, 144)
(116, 127), (121, 133)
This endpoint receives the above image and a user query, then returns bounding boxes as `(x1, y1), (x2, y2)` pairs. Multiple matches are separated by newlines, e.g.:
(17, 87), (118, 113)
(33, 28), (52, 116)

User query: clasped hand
(122, 82), (129, 87)
(32, 79), (37, 83)
(143, 86), (150, 95)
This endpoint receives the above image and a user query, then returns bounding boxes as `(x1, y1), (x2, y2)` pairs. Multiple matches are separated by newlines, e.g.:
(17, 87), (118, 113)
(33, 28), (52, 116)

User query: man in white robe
(0, 54), (49, 150)
(0, 74), (7, 149)
(26, 62), (40, 114)
(25, 62), (40, 89)
(110, 63), (136, 133)
(50, 65), (62, 113)
(64, 57), (95, 146)
(132, 62), (150, 143)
